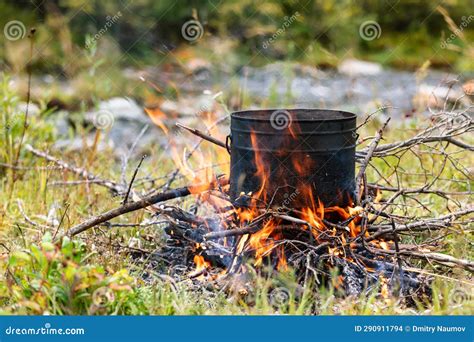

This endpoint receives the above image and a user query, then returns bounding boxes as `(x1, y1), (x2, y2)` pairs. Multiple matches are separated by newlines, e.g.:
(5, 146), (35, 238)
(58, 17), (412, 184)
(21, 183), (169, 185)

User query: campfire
(26, 105), (473, 303)
(161, 109), (429, 298)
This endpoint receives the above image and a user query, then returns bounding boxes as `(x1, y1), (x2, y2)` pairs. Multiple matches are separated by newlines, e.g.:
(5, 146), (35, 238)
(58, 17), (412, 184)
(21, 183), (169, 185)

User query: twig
(25, 144), (123, 194)
(66, 187), (192, 237)
(16, 199), (51, 229)
(367, 183), (472, 196)
(367, 208), (474, 240)
(53, 203), (70, 240)
(122, 155), (146, 204)
(373, 247), (474, 272)
(176, 123), (227, 149)
(356, 106), (393, 130)
(391, 218), (404, 290)
(204, 225), (260, 240)
(354, 117), (391, 204)
(120, 124), (149, 185)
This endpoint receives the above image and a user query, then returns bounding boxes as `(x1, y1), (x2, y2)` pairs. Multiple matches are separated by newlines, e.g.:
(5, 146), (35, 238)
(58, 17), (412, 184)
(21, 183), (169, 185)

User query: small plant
(0, 233), (142, 315)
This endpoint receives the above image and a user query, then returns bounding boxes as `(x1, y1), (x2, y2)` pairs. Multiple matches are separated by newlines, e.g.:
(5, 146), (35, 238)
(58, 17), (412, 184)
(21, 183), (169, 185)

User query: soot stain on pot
(229, 109), (357, 208)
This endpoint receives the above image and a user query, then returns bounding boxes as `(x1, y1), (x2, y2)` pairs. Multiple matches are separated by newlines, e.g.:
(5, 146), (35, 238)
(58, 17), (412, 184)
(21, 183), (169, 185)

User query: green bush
(1, 233), (143, 315)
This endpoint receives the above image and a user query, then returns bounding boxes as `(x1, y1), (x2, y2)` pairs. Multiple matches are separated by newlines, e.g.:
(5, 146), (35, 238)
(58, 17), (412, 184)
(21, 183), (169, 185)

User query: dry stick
(204, 223), (313, 240)
(25, 144), (123, 193)
(354, 117), (391, 204)
(25, 144), (222, 234)
(16, 199), (50, 230)
(372, 247), (474, 272)
(204, 213), (271, 240)
(391, 218), (404, 290)
(67, 187), (191, 237)
(367, 208), (474, 240)
(120, 124), (149, 185)
(356, 106), (393, 130)
(122, 155), (146, 204)
(204, 225), (260, 240)
(357, 132), (474, 159)
(53, 203), (70, 240)
(66, 178), (228, 237)
(356, 111), (472, 158)
(367, 183), (472, 196)
(176, 123), (227, 149)
(444, 136), (474, 151)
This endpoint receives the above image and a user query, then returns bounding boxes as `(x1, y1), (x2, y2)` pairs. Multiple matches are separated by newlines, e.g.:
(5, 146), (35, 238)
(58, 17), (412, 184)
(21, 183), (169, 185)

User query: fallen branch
(372, 247), (474, 272)
(367, 208), (474, 240)
(367, 183), (472, 196)
(66, 178), (228, 237)
(25, 144), (123, 194)
(66, 187), (191, 237)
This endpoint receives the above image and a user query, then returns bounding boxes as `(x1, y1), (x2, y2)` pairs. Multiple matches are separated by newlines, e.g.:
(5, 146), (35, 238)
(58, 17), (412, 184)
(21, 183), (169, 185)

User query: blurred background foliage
(0, 0), (473, 77)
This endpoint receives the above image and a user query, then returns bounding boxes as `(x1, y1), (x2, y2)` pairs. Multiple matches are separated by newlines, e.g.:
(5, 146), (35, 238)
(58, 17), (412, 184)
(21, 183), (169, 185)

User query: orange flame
(144, 107), (169, 135)
(193, 255), (210, 272)
(248, 218), (278, 266)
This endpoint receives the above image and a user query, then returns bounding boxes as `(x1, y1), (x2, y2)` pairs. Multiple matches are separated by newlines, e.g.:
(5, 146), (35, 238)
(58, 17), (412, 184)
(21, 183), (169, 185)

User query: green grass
(0, 70), (473, 315)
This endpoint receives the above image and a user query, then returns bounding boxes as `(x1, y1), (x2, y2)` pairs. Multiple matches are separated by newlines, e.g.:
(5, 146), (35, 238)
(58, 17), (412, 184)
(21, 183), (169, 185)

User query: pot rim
(231, 108), (357, 122)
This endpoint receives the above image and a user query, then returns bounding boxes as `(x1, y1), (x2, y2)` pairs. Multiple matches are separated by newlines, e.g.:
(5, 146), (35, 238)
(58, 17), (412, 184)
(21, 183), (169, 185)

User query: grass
(0, 69), (473, 315)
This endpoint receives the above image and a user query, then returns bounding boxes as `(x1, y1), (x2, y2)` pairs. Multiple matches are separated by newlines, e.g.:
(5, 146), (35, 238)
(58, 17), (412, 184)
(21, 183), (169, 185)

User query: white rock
(87, 97), (147, 123)
(16, 102), (40, 117)
(338, 59), (383, 76)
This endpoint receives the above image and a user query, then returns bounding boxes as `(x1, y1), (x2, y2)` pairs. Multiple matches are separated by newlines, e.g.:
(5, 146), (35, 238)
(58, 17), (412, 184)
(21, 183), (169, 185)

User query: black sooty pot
(229, 109), (357, 207)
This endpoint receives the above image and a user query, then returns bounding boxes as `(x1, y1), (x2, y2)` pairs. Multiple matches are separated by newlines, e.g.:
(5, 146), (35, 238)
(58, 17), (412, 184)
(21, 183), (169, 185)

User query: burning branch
(65, 177), (228, 237)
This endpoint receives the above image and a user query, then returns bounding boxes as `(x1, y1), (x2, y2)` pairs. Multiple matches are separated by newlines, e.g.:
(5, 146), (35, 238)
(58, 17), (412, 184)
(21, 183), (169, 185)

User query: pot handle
(225, 135), (232, 154)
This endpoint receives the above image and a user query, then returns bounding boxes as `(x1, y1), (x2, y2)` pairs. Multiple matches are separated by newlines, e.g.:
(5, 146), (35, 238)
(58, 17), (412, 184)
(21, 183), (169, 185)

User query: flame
(379, 241), (390, 251)
(301, 206), (324, 239)
(193, 255), (210, 272)
(144, 107), (169, 134)
(248, 218), (278, 266)
(166, 138), (223, 196)
(145, 104), (230, 202)
(276, 246), (288, 271)
(334, 275), (344, 289)
(250, 131), (269, 204)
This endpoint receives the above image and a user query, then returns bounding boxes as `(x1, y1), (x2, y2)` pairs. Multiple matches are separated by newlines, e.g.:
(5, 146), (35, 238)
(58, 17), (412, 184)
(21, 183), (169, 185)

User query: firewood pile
(25, 104), (473, 303)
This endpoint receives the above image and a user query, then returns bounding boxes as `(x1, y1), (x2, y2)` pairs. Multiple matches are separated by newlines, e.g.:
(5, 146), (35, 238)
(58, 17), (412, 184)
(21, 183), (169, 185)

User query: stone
(338, 58), (383, 76)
